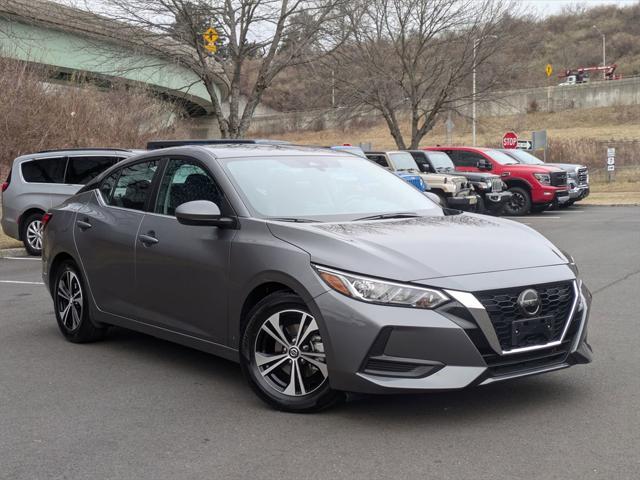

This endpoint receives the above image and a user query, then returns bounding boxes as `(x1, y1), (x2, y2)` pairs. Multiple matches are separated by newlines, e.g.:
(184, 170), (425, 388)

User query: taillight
(1, 182), (8, 193)
(42, 213), (53, 229)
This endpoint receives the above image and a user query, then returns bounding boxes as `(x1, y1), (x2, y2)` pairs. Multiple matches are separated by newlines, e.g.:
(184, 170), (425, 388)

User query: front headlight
(568, 171), (578, 179)
(314, 266), (449, 309)
(534, 173), (551, 185)
(484, 180), (492, 189)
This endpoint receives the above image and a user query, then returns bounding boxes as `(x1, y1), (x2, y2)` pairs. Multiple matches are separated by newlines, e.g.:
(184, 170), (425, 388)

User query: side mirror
(175, 200), (237, 228)
(424, 192), (444, 207)
(477, 159), (492, 171)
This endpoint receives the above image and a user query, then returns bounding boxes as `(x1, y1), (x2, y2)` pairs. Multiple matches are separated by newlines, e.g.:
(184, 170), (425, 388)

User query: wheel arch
(233, 271), (322, 349)
(503, 178), (532, 192)
(18, 207), (46, 240)
(48, 252), (77, 295)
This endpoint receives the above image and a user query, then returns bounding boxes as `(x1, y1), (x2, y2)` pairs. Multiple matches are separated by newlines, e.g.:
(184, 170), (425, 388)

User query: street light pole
(593, 25), (606, 79)
(472, 41), (477, 146)
(472, 35), (497, 146)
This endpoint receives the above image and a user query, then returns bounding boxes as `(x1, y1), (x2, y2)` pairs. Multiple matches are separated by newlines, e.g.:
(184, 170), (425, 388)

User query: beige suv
(365, 151), (477, 210)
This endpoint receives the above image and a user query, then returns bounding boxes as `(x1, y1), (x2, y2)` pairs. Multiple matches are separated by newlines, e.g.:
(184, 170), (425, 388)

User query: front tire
(22, 212), (44, 256)
(240, 292), (344, 413)
(504, 187), (531, 216)
(53, 260), (107, 343)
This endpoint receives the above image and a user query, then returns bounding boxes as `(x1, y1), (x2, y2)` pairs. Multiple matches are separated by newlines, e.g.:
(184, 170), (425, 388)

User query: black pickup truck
(406, 150), (512, 214)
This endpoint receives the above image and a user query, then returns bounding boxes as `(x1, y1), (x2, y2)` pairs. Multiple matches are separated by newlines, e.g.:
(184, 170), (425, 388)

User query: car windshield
(388, 152), (420, 171)
(221, 155), (440, 220)
(502, 149), (544, 165)
(485, 149), (519, 165)
(425, 151), (455, 172)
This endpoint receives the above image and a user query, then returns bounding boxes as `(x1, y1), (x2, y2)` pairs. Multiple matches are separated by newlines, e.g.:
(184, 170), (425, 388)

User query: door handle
(76, 219), (92, 230)
(138, 233), (159, 246)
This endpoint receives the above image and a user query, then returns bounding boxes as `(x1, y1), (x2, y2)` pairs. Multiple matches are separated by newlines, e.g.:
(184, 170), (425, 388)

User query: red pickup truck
(425, 147), (570, 215)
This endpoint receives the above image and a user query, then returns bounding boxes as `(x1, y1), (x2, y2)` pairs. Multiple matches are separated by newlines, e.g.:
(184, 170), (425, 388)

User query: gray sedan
(41, 144), (592, 412)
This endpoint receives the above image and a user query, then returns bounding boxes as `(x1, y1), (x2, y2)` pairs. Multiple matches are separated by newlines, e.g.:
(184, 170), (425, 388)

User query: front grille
(475, 282), (575, 351)
(577, 168), (588, 185)
(550, 171), (568, 187)
(405, 176), (424, 191)
(491, 178), (503, 192)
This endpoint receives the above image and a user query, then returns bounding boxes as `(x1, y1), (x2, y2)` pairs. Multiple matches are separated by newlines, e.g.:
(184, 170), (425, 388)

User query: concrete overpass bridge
(0, 0), (226, 117)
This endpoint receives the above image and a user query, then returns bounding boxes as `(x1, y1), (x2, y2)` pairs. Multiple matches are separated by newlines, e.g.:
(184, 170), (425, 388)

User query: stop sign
(502, 131), (519, 149)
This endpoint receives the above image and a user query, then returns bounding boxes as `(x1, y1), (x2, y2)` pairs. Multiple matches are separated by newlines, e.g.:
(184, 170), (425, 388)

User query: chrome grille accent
(577, 168), (588, 185)
(491, 178), (503, 192)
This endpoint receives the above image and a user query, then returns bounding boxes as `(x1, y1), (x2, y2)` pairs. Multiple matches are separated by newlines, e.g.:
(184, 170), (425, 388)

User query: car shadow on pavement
(49, 325), (588, 419)
(333, 375), (587, 423)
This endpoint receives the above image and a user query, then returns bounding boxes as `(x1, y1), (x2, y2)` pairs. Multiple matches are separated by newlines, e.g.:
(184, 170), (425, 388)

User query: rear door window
(104, 160), (159, 211)
(21, 157), (66, 183)
(367, 155), (390, 168)
(65, 156), (120, 185)
(448, 151), (485, 168)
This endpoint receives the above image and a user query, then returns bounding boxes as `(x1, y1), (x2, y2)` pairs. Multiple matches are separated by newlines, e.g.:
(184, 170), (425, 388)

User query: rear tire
(53, 260), (107, 343)
(21, 212), (44, 256)
(504, 187), (531, 216)
(240, 292), (344, 413)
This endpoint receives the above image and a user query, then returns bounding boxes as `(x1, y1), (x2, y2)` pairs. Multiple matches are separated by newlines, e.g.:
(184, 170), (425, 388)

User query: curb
(0, 247), (29, 258)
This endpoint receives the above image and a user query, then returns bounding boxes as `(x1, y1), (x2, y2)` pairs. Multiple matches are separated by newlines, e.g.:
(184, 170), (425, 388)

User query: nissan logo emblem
(517, 289), (541, 317)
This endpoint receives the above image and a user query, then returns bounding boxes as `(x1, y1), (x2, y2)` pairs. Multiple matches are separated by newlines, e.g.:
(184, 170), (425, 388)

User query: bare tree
(95, 0), (345, 138)
(330, 0), (512, 149)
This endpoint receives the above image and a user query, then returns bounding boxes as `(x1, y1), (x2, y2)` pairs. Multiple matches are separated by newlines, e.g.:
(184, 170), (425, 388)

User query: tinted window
(449, 151), (486, 168)
(155, 159), (223, 216)
(66, 156), (120, 185)
(109, 161), (158, 211)
(484, 150), (519, 165)
(21, 157), (66, 183)
(366, 154), (390, 168)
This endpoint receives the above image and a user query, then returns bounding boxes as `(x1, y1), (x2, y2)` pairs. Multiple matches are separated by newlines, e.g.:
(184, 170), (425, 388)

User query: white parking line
(2, 257), (40, 261)
(0, 280), (44, 285)
(511, 216), (561, 219)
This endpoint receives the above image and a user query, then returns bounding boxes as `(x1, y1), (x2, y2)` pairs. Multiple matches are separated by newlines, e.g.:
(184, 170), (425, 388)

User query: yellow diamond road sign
(546, 64), (553, 77)
(204, 43), (217, 53)
(203, 27), (219, 44)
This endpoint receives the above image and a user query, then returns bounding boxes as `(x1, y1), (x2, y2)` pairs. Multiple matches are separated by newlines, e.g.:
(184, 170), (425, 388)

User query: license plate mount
(511, 315), (554, 347)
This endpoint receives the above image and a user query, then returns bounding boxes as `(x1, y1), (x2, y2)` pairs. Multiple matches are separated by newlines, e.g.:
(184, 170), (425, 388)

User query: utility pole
(331, 69), (336, 109)
(472, 35), (497, 146)
(593, 25), (606, 80)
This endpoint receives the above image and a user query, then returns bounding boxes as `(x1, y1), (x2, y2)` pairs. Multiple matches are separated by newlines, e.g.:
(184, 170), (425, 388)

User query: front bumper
(446, 194), (478, 211)
(314, 273), (591, 394)
(484, 190), (512, 205)
(569, 185), (590, 200)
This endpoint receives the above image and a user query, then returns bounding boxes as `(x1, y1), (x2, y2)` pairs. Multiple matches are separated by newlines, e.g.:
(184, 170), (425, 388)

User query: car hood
(267, 213), (569, 282)
(545, 163), (583, 173)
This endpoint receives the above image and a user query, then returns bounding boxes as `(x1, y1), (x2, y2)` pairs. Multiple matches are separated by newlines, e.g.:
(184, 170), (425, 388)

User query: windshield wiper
(354, 212), (420, 221)
(267, 217), (320, 223)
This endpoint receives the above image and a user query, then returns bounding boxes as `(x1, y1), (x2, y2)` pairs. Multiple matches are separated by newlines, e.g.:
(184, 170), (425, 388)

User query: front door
(74, 159), (159, 317)
(134, 158), (235, 344)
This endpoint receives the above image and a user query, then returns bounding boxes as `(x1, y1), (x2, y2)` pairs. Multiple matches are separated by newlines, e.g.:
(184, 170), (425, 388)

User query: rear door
(133, 157), (235, 343)
(74, 159), (160, 317)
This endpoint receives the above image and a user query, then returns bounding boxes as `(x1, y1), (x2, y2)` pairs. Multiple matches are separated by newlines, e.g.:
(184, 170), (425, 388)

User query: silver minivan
(1, 149), (135, 255)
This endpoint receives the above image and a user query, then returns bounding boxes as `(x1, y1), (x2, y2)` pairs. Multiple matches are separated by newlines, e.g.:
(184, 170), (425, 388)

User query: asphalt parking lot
(1, 205), (639, 480)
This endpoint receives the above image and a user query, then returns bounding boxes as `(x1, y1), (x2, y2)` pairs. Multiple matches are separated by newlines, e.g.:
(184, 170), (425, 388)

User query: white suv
(1, 148), (135, 255)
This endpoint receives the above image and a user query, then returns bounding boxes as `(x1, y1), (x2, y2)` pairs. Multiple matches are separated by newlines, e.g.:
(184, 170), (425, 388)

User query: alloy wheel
(26, 220), (43, 251)
(56, 270), (83, 332)
(254, 309), (328, 397)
